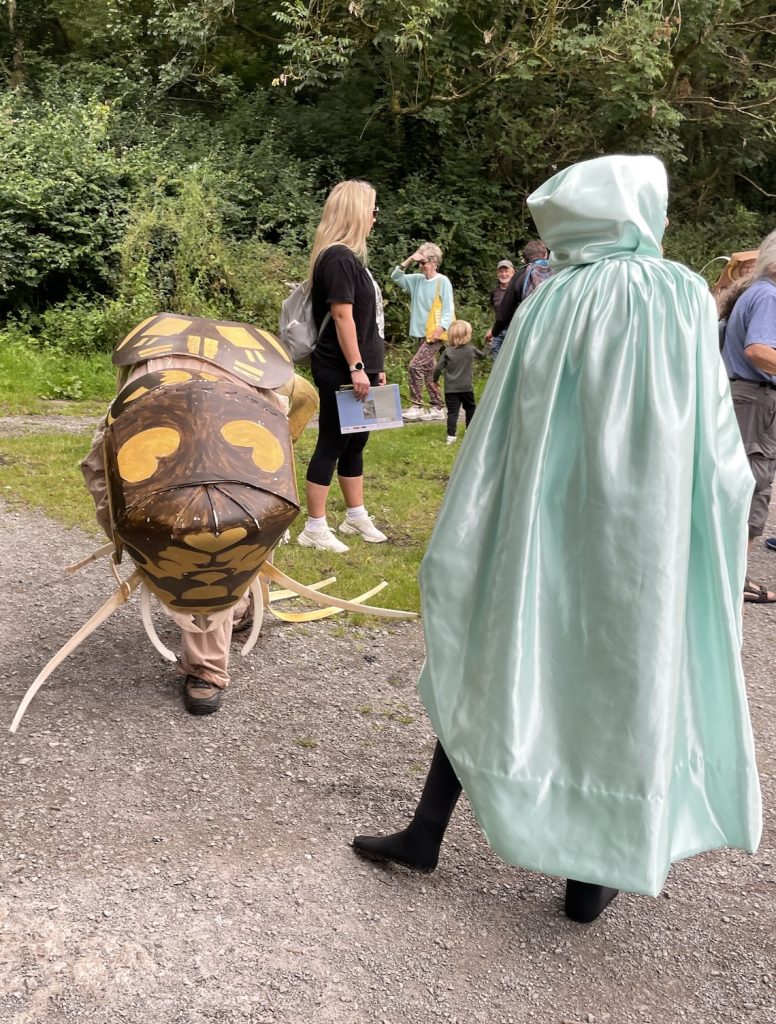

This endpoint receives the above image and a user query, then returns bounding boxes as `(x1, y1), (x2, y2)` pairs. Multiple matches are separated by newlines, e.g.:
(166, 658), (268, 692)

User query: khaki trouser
(730, 379), (776, 539)
(81, 355), (266, 689)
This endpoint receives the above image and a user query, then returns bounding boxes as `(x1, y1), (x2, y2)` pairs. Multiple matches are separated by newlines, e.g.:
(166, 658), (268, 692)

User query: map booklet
(336, 383), (403, 434)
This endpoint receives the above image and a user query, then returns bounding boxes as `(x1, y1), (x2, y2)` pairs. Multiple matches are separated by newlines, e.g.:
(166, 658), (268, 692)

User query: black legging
(306, 361), (380, 486)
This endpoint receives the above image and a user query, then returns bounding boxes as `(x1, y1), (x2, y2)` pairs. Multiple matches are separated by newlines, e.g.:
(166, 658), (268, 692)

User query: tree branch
(734, 172), (776, 199)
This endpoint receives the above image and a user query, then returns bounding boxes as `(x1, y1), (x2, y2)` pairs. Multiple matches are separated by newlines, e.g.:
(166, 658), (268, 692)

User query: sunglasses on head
(372, 206), (379, 218)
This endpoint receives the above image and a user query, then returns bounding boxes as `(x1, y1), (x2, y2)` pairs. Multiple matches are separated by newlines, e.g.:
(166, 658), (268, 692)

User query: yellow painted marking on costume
(159, 370), (193, 385)
(215, 544), (269, 572)
(136, 546), (211, 579)
(258, 329), (292, 362)
(137, 344), (175, 358)
(183, 527), (248, 552)
(193, 571), (229, 584)
(199, 372), (219, 381)
(221, 420), (284, 472)
(233, 361), (265, 381)
(245, 350), (257, 363)
(116, 427), (180, 484)
(203, 338), (219, 360)
(181, 584), (229, 601)
(148, 315), (193, 337)
(115, 315), (156, 351)
(140, 576), (178, 606)
(123, 386), (150, 404)
(214, 325), (261, 349)
(186, 336), (201, 356)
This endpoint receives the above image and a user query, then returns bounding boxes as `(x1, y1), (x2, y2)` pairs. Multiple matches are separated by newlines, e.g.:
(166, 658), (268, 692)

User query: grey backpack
(279, 280), (330, 363)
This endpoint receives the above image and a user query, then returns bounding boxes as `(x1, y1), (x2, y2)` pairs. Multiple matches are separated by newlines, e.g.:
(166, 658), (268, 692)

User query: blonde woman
(297, 180), (388, 553)
(391, 242), (454, 421)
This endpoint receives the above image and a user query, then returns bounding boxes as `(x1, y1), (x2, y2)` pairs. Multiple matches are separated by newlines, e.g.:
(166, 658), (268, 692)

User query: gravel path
(0, 416), (100, 438)
(0, 416), (774, 1024)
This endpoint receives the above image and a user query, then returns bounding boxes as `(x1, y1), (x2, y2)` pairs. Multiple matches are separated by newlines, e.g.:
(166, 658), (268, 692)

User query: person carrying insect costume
(81, 315), (318, 716)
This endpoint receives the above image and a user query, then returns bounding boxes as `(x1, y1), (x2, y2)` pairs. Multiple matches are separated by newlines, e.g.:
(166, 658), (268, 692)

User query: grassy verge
(0, 341), (114, 414)
(0, 421), (463, 614)
(0, 432), (102, 531)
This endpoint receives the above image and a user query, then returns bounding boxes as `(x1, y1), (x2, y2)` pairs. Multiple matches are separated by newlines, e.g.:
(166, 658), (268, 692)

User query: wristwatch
(348, 361), (365, 372)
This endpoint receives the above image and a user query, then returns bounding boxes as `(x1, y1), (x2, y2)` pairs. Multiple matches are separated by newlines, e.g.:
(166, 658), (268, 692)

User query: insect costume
(11, 315), (414, 732)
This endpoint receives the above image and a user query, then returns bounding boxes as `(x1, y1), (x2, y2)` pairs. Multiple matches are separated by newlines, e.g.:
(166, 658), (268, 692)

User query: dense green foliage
(0, 0), (774, 354)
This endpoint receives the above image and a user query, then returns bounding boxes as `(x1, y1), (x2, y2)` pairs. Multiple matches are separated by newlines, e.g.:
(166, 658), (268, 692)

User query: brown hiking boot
(183, 676), (223, 716)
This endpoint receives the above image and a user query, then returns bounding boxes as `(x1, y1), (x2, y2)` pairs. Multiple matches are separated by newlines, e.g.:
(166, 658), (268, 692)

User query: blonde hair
(447, 319), (472, 347)
(418, 242), (443, 266)
(308, 180), (376, 279)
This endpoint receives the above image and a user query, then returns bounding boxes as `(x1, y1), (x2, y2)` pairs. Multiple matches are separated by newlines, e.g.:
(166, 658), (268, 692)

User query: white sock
(346, 505), (367, 522)
(306, 515), (327, 531)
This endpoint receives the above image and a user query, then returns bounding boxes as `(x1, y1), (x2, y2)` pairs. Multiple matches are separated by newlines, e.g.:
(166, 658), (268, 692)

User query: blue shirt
(722, 278), (776, 384)
(390, 268), (455, 339)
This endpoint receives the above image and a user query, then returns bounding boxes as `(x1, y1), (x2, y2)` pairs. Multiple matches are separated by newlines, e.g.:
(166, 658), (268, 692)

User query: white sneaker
(420, 407), (445, 421)
(297, 525), (350, 553)
(446, 435), (457, 445)
(339, 515), (388, 543)
(402, 405), (424, 421)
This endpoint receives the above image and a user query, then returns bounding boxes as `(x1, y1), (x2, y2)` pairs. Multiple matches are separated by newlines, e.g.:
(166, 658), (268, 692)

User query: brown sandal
(743, 578), (776, 603)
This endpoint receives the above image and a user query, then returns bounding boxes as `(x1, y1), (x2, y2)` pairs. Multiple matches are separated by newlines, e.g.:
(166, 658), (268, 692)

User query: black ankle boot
(353, 741), (461, 872)
(564, 879), (619, 923)
(352, 813), (445, 872)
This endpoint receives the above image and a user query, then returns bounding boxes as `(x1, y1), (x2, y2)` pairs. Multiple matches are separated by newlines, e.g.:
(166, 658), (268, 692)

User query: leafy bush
(663, 205), (768, 282)
(0, 92), (135, 313)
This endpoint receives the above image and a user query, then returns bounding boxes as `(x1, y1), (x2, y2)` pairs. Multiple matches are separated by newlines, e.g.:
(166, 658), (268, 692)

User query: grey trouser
(730, 379), (776, 539)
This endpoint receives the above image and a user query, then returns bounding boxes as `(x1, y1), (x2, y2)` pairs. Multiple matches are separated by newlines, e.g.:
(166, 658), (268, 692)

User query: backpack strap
(317, 310), (332, 340)
(520, 265), (534, 301)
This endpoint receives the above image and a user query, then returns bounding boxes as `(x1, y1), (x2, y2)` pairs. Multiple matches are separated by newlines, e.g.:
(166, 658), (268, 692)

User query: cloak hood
(528, 154), (667, 267)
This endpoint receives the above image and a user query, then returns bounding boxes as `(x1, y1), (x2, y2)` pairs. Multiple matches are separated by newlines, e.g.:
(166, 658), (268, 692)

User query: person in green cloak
(353, 154), (762, 923)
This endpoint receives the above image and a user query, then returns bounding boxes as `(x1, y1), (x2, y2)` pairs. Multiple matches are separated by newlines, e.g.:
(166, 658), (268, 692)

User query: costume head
(108, 316), (299, 620)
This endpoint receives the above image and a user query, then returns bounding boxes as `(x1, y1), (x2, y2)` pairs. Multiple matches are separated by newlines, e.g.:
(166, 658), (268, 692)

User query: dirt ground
(0, 421), (774, 1024)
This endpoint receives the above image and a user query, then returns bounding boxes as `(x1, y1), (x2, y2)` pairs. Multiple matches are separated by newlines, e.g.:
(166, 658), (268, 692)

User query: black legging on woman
(306, 361), (380, 486)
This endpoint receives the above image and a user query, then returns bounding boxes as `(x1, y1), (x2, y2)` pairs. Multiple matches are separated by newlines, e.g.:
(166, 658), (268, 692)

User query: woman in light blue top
(354, 154), (761, 924)
(391, 242), (455, 421)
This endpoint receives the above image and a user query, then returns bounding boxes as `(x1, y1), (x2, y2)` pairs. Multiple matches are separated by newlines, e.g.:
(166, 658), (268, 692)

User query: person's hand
(377, 372), (386, 386)
(428, 328), (443, 343)
(351, 369), (370, 400)
(485, 329), (493, 343)
(410, 250), (423, 262)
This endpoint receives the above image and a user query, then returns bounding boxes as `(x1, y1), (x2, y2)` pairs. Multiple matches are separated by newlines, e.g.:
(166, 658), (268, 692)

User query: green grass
(0, 432), (102, 532)
(0, 341), (114, 414)
(0, 419), (460, 613)
(279, 425), (454, 613)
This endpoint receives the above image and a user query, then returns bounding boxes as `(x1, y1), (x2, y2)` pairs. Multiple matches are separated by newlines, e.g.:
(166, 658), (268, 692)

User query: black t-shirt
(311, 244), (384, 373)
(492, 265), (530, 336)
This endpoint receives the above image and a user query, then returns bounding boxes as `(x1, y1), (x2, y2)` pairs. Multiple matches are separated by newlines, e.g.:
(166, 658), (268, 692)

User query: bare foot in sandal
(744, 578), (776, 603)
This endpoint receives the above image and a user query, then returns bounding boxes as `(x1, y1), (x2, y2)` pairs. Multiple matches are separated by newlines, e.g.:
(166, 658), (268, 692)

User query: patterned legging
(408, 338), (443, 408)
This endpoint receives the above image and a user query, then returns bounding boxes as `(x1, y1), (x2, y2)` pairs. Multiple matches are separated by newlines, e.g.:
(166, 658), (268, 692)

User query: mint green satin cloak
(418, 155), (761, 896)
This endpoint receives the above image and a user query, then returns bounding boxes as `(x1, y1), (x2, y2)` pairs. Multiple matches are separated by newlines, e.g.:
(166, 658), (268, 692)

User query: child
(433, 319), (486, 444)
